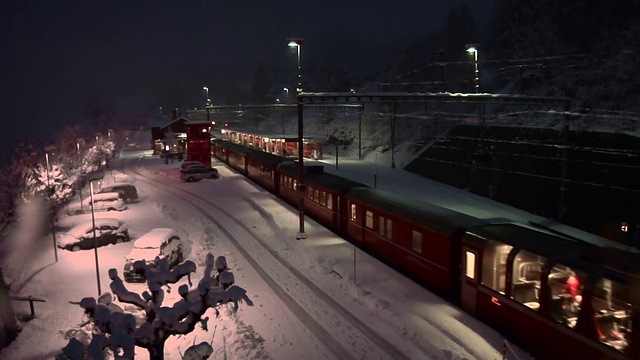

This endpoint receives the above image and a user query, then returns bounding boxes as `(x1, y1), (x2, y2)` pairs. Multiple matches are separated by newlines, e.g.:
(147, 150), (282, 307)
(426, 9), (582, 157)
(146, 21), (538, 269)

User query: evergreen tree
(490, 0), (563, 59)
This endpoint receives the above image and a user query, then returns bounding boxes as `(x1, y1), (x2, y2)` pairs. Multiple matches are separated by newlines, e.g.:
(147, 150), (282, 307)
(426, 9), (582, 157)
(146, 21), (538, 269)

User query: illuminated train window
(591, 276), (632, 350)
(350, 204), (357, 221)
(465, 251), (476, 279)
(366, 211), (373, 229)
(481, 240), (513, 294)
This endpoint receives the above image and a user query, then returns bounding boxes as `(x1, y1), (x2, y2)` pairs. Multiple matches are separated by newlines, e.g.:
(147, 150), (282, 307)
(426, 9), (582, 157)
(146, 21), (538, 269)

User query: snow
(131, 229), (179, 249)
(0, 147), (538, 360)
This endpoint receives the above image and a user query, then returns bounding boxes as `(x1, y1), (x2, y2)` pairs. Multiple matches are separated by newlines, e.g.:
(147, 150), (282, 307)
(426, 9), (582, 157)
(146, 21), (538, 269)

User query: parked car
(98, 183), (138, 203)
(57, 218), (129, 251)
(180, 160), (205, 170)
(66, 192), (127, 215)
(180, 166), (220, 182)
(123, 228), (183, 282)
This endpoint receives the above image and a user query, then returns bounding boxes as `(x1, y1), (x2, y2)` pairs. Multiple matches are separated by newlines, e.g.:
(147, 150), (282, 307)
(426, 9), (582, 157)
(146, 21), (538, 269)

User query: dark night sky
(0, 0), (493, 161)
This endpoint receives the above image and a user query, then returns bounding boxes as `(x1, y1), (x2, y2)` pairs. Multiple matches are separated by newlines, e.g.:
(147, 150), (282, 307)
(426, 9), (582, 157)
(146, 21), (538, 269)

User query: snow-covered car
(180, 166), (219, 182)
(123, 228), (183, 283)
(180, 160), (205, 170)
(57, 218), (129, 251)
(66, 192), (126, 215)
(97, 183), (138, 203)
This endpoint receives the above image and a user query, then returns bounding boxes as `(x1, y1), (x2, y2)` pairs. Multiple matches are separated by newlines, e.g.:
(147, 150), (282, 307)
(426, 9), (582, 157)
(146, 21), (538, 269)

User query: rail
(10, 295), (46, 319)
(502, 339), (524, 360)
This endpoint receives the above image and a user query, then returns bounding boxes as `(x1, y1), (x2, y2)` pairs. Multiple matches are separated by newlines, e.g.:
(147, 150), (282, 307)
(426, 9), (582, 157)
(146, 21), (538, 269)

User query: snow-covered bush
(59, 253), (252, 360)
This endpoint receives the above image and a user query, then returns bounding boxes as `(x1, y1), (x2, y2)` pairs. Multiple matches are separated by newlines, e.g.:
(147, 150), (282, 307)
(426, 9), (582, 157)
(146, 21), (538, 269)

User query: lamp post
(287, 37), (306, 239)
(44, 147), (58, 263)
(89, 181), (102, 296)
(204, 86), (211, 126)
(283, 87), (289, 104)
(287, 38), (303, 94)
(466, 44), (479, 93)
(203, 86), (211, 106)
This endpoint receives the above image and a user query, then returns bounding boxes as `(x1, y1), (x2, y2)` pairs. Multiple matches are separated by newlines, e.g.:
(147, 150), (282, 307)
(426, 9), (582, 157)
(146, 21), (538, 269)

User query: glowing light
(491, 297), (502, 306)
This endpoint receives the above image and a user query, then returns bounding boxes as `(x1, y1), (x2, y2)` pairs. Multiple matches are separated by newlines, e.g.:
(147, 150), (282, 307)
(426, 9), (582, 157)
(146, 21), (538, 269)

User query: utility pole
(390, 102), (396, 169)
(358, 105), (363, 160)
(296, 98), (307, 240)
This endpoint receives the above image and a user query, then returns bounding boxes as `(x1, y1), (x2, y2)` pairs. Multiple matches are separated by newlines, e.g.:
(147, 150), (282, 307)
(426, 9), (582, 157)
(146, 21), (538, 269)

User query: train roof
(213, 139), (253, 154)
(280, 163), (367, 192)
(345, 187), (486, 235)
(224, 127), (300, 140)
(247, 150), (295, 168)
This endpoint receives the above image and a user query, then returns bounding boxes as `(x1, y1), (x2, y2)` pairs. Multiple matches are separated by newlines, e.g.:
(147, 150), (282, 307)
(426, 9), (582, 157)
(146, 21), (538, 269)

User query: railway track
(120, 153), (411, 360)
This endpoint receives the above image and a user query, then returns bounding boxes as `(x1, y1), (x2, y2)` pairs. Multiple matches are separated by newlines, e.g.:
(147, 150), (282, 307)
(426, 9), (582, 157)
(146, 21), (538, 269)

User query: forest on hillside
(249, 0), (640, 114)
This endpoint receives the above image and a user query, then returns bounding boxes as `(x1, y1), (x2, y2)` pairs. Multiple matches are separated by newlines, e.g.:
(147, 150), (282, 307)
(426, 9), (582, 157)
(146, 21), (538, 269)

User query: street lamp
(203, 86), (211, 106)
(203, 86), (212, 127)
(287, 38), (303, 94)
(44, 146), (58, 263)
(283, 87), (289, 104)
(466, 44), (480, 93)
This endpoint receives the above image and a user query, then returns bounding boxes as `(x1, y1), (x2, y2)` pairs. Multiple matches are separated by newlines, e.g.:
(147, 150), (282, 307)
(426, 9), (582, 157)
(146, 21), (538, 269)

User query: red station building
(185, 121), (212, 166)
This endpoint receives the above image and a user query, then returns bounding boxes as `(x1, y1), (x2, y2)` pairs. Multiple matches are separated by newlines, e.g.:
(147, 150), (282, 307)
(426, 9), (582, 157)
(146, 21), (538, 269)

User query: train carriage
(344, 187), (486, 295)
(277, 164), (366, 231)
(461, 222), (640, 359)
(212, 138), (230, 163)
(213, 139), (252, 174)
(245, 151), (294, 193)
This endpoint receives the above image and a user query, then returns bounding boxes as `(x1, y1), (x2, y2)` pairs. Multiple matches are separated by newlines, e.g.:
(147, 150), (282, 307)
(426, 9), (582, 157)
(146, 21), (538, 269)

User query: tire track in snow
(130, 166), (409, 360)
(132, 173), (356, 360)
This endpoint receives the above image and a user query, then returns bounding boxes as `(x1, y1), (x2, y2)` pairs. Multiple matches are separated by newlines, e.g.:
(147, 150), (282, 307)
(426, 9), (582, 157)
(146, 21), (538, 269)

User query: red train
(213, 138), (640, 360)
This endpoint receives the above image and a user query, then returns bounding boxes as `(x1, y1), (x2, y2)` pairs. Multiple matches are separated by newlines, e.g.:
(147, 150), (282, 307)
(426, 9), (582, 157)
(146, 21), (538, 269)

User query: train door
(461, 245), (479, 315)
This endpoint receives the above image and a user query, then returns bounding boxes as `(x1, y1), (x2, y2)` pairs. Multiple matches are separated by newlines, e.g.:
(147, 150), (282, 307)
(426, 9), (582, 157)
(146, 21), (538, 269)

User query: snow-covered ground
(0, 148), (537, 360)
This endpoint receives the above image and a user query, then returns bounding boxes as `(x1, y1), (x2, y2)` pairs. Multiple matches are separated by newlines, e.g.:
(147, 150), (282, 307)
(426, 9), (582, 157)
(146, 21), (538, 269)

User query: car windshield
(135, 244), (160, 250)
